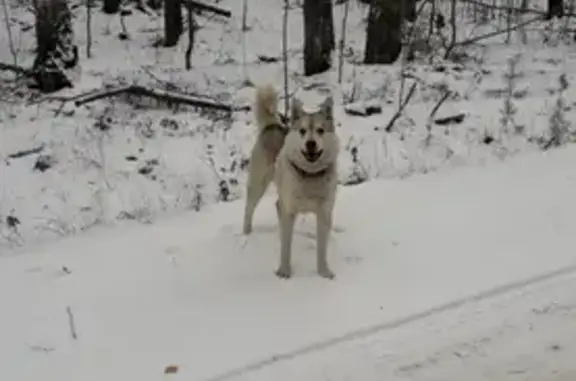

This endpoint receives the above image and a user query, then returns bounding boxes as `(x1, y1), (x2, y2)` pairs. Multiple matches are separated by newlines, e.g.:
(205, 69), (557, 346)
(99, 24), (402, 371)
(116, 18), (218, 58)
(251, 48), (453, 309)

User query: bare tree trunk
(364, 0), (402, 64)
(102, 0), (121, 14)
(428, 0), (436, 43)
(240, 0), (248, 82)
(518, 0), (528, 44)
(147, 0), (162, 10)
(163, 0), (182, 47)
(546, 0), (563, 19)
(283, 0), (289, 116)
(405, 0), (416, 21)
(185, 3), (196, 69)
(86, 0), (92, 57)
(303, 0), (334, 76)
(1, 0), (18, 67)
(337, 0), (350, 84)
(323, 0), (335, 50)
(449, 0), (456, 48)
(32, 0), (79, 93)
(505, 0), (512, 44)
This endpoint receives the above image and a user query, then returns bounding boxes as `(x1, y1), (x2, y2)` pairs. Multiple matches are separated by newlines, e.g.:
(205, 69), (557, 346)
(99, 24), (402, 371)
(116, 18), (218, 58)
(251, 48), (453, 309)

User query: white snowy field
(1, 143), (575, 381)
(2, 0), (576, 248)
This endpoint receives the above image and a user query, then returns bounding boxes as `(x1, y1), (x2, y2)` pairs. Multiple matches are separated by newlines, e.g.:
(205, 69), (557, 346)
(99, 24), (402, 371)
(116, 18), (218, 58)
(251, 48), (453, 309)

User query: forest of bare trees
(0, 0), (569, 94)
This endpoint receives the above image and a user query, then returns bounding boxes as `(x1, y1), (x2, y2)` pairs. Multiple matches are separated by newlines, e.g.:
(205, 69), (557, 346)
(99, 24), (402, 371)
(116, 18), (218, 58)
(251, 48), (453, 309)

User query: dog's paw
(318, 266), (335, 280)
(275, 266), (292, 279)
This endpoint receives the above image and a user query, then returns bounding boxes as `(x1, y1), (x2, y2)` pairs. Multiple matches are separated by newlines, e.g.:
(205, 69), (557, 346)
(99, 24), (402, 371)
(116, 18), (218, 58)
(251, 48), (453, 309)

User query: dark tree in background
(32, 0), (79, 93)
(405, 0), (417, 21)
(303, 0), (335, 76)
(163, 0), (183, 47)
(323, 0), (335, 50)
(364, 0), (402, 64)
(147, 0), (162, 10)
(546, 0), (563, 19)
(102, 0), (121, 14)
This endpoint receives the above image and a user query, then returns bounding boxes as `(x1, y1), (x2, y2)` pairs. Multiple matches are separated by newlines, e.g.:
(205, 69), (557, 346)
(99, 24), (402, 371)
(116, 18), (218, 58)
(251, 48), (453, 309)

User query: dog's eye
(317, 128), (325, 135)
(299, 128), (306, 136)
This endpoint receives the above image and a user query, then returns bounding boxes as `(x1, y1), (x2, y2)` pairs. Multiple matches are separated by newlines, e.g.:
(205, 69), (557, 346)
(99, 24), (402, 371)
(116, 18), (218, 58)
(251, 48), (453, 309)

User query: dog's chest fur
(275, 155), (337, 214)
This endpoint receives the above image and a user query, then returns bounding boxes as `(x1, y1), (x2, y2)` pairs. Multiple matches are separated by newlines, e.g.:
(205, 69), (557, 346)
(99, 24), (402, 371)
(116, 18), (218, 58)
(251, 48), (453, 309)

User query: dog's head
(288, 96), (336, 164)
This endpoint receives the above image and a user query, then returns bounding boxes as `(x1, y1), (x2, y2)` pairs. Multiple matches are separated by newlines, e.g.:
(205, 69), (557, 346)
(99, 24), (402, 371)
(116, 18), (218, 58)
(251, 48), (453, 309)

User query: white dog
(242, 84), (340, 279)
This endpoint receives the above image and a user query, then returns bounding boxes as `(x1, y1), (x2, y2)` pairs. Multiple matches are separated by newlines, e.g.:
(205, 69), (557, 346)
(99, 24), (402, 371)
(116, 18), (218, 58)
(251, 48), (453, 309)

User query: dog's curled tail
(254, 84), (281, 130)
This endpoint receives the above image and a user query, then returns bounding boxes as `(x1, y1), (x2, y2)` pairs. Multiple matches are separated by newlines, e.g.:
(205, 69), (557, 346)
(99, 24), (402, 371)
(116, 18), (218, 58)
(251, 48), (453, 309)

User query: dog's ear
(291, 98), (303, 122)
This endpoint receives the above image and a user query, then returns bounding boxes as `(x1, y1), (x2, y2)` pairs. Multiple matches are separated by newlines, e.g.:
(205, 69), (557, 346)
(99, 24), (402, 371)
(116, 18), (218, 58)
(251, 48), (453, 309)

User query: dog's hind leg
(316, 208), (335, 279)
(242, 160), (274, 235)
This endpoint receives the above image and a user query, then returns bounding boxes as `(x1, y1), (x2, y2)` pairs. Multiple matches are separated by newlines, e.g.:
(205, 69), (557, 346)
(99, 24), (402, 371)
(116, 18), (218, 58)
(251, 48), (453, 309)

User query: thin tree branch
(382, 82), (417, 132)
(180, 0), (231, 17)
(455, 15), (543, 46)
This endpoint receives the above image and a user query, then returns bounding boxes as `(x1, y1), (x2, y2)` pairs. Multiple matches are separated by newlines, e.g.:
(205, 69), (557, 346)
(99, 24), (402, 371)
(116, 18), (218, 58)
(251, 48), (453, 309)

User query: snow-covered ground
(2, 0), (576, 248)
(1, 144), (576, 381)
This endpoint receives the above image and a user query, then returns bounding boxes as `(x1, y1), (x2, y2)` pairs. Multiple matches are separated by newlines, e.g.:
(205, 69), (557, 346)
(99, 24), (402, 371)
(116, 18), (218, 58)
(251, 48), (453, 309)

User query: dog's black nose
(305, 140), (317, 152)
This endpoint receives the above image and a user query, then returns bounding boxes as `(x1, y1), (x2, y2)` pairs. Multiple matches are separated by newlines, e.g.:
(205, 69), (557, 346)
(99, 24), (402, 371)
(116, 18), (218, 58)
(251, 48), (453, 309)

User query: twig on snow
(428, 91), (451, 122)
(424, 90), (451, 145)
(0, 62), (32, 76)
(66, 306), (78, 340)
(8, 145), (45, 159)
(381, 82), (417, 132)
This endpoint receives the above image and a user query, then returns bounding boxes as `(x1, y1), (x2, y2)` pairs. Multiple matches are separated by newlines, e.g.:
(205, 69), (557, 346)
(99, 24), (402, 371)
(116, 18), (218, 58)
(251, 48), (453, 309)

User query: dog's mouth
(301, 149), (323, 163)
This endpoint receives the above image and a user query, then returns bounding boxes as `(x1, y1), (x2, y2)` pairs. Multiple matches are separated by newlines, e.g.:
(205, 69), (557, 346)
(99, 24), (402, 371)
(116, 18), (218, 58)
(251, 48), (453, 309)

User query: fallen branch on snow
(434, 112), (466, 126)
(73, 85), (133, 105)
(0, 62), (32, 76)
(180, 0), (231, 18)
(66, 306), (78, 340)
(73, 85), (243, 112)
(344, 102), (382, 117)
(8, 145), (45, 159)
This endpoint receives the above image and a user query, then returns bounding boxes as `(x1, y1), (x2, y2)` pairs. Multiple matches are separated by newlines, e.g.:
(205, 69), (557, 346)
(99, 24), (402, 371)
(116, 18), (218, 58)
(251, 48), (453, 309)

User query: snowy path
(230, 271), (576, 381)
(1, 146), (576, 381)
(227, 265), (576, 381)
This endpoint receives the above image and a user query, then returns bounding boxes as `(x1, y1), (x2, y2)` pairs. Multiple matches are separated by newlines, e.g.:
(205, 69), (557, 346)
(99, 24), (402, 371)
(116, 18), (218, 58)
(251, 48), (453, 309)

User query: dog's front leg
(276, 202), (295, 279)
(316, 209), (335, 279)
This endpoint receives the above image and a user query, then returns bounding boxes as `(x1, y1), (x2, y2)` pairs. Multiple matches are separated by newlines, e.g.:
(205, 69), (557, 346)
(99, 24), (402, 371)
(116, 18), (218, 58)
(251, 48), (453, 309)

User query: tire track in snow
(202, 262), (576, 381)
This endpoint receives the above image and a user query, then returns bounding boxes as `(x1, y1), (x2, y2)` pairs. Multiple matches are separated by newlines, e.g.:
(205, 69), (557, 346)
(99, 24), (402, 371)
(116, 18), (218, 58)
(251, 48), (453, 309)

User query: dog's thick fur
(243, 84), (340, 279)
